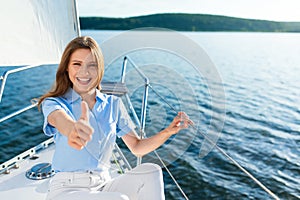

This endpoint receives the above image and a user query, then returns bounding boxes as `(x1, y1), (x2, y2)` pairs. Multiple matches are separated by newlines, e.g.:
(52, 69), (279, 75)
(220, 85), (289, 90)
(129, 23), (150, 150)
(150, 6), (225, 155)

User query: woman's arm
(122, 112), (192, 156)
(47, 101), (94, 150)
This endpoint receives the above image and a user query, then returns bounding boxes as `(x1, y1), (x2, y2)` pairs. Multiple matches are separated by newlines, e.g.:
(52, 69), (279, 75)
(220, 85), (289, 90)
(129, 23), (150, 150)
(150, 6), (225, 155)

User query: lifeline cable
(153, 150), (189, 200)
(148, 84), (280, 200)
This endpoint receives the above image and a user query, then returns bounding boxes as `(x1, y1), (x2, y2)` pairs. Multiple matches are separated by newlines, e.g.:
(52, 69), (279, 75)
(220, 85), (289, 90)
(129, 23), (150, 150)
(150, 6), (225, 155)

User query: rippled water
(1, 31), (299, 199)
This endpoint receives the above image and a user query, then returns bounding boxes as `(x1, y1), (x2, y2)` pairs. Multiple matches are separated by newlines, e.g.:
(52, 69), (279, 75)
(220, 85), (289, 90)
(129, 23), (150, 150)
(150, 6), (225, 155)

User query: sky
(77, 0), (300, 22)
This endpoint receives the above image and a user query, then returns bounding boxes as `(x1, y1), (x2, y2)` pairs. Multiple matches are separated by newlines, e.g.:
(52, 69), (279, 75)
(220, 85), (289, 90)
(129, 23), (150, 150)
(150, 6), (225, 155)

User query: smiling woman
(38, 36), (104, 108)
(68, 49), (99, 98)
(36, 35), (192, 200)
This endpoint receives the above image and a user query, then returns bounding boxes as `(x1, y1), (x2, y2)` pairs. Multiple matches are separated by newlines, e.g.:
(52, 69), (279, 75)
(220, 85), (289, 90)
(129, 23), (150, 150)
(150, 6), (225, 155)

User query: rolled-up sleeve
(42, 98), (64, 136)
(115, 98), (136, 137)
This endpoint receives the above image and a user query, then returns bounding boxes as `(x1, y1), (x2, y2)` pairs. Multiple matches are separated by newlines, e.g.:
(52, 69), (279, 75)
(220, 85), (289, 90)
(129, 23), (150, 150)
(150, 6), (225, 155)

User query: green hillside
(79, 13), (300, 32)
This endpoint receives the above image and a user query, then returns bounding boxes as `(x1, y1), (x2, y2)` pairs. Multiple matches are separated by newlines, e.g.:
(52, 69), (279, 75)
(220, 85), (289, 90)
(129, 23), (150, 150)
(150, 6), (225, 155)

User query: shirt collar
(63, 87), (107, 104)
(95, 88), (107, 103)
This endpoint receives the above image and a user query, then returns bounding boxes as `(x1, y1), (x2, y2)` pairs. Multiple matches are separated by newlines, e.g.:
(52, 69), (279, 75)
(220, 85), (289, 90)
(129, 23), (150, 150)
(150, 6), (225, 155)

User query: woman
(38, 36), (191, 200)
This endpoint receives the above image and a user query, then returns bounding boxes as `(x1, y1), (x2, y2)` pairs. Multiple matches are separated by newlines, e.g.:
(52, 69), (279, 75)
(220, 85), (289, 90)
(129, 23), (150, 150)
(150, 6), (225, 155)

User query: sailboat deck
(0, 138), (128, 200)
(0, 143), (54, 199)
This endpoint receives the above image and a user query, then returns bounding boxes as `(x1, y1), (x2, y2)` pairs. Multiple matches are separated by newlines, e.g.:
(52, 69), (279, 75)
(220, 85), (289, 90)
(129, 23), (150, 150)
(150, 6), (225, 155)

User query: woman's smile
(76, 77), (92, 85)
(68, 48), (98, 95)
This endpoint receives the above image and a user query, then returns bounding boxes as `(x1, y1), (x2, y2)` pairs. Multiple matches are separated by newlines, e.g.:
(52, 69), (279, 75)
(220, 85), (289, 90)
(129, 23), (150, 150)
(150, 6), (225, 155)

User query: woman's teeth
(76, 77), (90, 84)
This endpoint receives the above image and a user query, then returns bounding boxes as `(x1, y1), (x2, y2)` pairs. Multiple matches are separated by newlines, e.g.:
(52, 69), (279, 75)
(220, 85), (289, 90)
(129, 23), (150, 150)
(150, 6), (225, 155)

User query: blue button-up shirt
(42, 88), (135, 172)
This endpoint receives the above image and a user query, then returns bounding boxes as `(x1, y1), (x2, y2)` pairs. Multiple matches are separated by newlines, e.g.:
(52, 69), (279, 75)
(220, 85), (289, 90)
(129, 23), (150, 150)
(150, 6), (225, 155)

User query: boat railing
(0, 64), (53, 124)
(120, 56), (149, 165)
(0, 137), (54, 174)
(0, 64), (55, 175)
(0, 64), (50, 102)
(115, 56), (189, 199)
(101, 56), (150, 166)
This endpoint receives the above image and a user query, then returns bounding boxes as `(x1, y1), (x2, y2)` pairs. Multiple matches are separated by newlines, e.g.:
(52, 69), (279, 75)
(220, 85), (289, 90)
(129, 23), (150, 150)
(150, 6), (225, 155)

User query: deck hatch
(25, 163), (55, 180)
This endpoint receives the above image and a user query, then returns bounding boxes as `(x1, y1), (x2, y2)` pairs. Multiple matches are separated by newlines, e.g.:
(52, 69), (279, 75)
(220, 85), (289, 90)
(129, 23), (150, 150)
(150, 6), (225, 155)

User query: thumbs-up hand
(67, 101), (94, 150)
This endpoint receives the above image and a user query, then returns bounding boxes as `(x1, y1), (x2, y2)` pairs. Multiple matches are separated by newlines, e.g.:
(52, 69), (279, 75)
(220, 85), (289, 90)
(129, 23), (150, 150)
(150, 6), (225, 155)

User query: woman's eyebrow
(70, 59), (82, 63)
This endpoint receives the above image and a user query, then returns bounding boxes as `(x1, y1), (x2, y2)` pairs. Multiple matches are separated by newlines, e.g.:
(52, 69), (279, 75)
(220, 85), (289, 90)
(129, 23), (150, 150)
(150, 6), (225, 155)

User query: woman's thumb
(80, 101), (89, 122)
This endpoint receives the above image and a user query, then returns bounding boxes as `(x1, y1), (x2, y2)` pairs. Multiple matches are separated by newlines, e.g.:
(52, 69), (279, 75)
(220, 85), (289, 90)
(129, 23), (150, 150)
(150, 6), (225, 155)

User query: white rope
(149, 84), (279, 200)
(190, 124), (279, 200)
(153, 150), (189, 200)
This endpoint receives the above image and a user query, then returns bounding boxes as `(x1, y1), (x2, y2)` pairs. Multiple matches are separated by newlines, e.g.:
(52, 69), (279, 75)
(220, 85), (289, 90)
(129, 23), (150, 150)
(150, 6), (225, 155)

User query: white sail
(0, 0), (80, 66)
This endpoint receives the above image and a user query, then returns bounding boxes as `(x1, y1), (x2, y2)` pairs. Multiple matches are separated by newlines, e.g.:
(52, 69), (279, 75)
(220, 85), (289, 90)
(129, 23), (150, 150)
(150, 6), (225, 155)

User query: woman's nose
(78, 65), (89, 75)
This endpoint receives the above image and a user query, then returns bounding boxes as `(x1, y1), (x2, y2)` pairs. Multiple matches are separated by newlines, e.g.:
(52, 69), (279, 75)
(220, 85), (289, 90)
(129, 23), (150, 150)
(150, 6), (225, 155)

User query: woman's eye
(88, 64), (97, 68)
(71, 63), (81, 68)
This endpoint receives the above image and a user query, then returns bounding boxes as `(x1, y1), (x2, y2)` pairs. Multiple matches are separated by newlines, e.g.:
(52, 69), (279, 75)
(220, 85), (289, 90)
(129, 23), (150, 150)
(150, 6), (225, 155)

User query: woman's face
(67, 48), (98, 95)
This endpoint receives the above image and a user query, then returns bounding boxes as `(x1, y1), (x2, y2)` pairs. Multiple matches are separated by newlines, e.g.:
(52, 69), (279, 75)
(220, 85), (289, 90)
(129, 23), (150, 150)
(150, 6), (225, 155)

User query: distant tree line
(79, 13), (300, 32)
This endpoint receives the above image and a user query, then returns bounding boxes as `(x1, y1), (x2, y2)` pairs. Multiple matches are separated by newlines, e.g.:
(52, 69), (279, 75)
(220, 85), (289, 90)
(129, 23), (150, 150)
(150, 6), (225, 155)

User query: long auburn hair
(38, 36), (104, 108)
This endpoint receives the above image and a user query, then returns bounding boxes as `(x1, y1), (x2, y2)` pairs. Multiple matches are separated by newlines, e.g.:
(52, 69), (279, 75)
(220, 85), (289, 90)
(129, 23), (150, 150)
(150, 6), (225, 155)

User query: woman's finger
(77, 126), (93, 142)
(68, 134), (85, 150)
(80, 101), (90, 122)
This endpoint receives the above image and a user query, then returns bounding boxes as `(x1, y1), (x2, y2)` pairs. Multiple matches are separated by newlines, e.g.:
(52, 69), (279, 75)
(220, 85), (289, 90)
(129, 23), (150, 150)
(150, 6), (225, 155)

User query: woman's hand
(122, 111), (193, 156)
(67, 101), (94, 150)
(166, 112), (193, 135)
